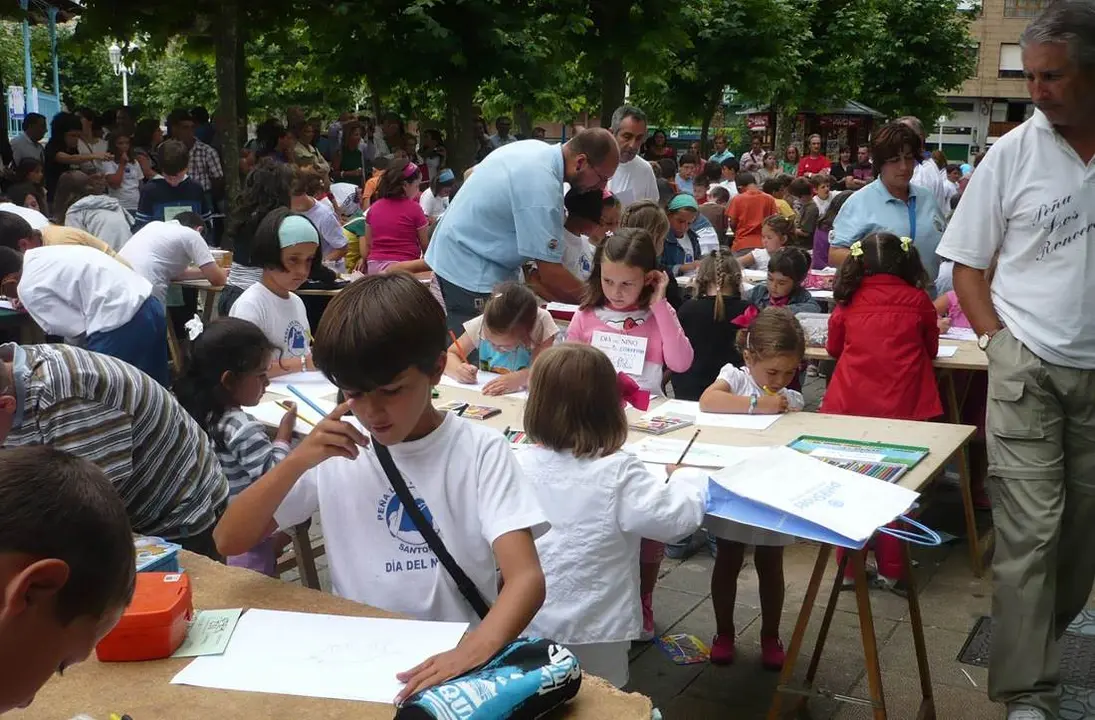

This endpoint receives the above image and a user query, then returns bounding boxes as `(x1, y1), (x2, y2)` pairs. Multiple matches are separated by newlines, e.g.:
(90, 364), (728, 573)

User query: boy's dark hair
(737, 171), (757, 189)
(702, 160), (722, 182)
(158, 139), (190, 176)
(775, 174), (794, 190)
(656, 158), (677, 179)
(166, 107), (193, 131)
(581, 227), (658, 311)
(707, 185), (730, 204)
(250, 207), (318, 271)
(767, 246), (810, 284)
(870, 121), (923, 179)
(482, 281), (540, 338)
(0, 213), (35, 250)
(373, 161), (420, 203)
(314, 273), (447, 392)
(0, 446), (136, 624)
(174, 318), (275, 448)
(679, 153), (699, 167)
(808, 174), (831, 189)
(0, 245), (24, 277)
(833, 232), (929, 304)
(787, 178), (812, 198)
(524, 344), (628, 460)
(172, 211), (205, 230)
(736, 306), (806, 361)
(761, 178), (781, 195)
(693, 174), (710, 188)
(720, 157), (739, 173)
(564, 187), (603, 224)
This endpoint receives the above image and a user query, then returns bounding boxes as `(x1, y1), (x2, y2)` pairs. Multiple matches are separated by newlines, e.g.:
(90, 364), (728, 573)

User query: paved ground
(279, 374), (1092, 719)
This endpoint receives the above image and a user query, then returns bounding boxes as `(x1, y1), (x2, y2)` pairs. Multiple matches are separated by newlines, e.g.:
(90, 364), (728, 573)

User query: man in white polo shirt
(606, 105), (658, 207)
(936, 4), (1095, 718)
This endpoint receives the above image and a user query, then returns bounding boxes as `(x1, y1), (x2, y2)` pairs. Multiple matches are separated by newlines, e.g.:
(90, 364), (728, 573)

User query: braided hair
(694, 249), (743, 321)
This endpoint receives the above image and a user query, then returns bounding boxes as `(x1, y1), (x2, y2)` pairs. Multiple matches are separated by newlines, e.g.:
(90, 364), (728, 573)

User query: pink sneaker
(761, 636), (785, 671)
(710, 633), (735, 665)
(639, 592), (655, 641)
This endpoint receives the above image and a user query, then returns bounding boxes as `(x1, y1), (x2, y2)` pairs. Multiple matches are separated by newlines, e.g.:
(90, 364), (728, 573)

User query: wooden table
(20, 553), (652, 720)
(805, 339), (991, 578)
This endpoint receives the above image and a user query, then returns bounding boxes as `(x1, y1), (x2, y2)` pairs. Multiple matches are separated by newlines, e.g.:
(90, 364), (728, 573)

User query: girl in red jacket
(821, 232), (942, 594)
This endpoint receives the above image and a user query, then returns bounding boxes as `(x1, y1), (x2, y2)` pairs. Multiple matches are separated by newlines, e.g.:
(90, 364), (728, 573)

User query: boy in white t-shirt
(118, 214), (228, 304)
(214, 273), (549, 703)
(0, 244), (169, 385)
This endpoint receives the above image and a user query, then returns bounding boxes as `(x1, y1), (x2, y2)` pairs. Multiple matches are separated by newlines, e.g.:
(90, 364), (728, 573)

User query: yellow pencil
(276, 400), (315, 427)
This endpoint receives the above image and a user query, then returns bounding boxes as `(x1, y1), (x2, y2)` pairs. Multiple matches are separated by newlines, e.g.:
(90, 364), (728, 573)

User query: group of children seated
(0, 167), (985, 711)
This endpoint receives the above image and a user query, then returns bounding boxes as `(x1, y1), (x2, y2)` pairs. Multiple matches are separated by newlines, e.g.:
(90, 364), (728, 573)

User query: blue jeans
(87, 297), (170, 386)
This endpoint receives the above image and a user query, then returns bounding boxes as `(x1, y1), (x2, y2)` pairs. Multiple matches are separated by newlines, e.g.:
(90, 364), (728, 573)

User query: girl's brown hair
(695, 249), (743, 321)
(736, 306), (806, 361)
(52, 170), (91, 224)
(524, 344), (628, 459)
(833, 232), (929, 305)
(761, 214), (794, 248)
(482, 281), (539, 340)
(619, 200), (670, 255)
(373, 161), (421, 204)
(291, 166), (326, 198)
(580, 227), (658, 310)
(767, 246), (810, 286)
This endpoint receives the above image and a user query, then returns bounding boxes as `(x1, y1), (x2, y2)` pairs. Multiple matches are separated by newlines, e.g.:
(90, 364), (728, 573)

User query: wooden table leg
(291, 523), (321, 590)
(955, 440), (984, 577)
(767, 545), (832, 720)
(200, 289), (217, 323)
(166, 316), (183, 373)
(903, 543), (936, 719)
(852, 549), (887, 720)
(804, 551), (850, 685)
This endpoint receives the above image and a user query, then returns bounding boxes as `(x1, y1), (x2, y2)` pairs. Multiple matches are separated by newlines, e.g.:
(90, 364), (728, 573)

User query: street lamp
(108, 41), (137, 106)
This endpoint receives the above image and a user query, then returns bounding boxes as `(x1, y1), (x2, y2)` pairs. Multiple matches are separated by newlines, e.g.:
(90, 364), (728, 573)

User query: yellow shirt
(40, 225), (132, 268)
(343, 228), (362, 270)
(774, 198), (796, 221)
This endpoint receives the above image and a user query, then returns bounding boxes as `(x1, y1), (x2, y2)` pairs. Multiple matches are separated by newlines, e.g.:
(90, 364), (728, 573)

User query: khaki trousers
(985, 328), (1095, 715)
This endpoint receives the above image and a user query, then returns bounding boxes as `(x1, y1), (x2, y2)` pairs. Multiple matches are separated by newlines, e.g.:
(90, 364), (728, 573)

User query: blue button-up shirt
(425, 140), (565, 293)
(831, 179), (947, 283)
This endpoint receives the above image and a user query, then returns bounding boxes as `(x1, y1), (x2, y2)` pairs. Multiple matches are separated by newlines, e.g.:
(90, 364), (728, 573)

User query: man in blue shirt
(426, 129), (619, 332)
(708, 135), (734, 164)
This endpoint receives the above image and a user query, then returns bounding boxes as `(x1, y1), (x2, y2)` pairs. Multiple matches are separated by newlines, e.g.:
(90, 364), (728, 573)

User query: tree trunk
(514, 103), (533, 139)
(444, 74), (477, 176)
(773, 104), (797, 157)
(366, 75), (383, 122)
(599, 55), (626, 128)
(0, 66), (10, 167)
(699, 86), (722, 159)
(235, 12), (248, 145)
(214, 0), (241, 224)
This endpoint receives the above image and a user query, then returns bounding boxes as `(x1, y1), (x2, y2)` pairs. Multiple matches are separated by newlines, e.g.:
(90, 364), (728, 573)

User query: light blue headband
(278, 215), (320, 249)
(437, 168), (455, 183)
(667, 193), (699, 212)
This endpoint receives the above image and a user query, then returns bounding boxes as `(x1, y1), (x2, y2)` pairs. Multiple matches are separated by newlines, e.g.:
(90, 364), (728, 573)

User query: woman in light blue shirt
(830, 121), (947, 290)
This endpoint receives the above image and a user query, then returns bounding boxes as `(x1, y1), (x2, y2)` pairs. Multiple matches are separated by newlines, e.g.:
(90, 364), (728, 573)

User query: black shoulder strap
(373, 441), (492, 620)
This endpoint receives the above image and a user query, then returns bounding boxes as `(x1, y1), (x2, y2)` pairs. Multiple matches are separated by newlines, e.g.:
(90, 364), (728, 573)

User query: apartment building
(937, 0), (1044, 163)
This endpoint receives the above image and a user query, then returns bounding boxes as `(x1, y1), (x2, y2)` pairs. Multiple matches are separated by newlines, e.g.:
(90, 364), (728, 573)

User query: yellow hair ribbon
(849, 241), (864, 258)
(900, 236), (913, 253)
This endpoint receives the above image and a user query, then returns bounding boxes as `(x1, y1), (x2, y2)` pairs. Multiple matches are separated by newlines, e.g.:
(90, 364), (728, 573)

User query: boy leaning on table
(0, 446), (136, 715)
(214, 272), (549, 704)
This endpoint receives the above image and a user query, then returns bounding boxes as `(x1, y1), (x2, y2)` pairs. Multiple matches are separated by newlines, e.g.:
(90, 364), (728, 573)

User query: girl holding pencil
(175, 317), (297, 576)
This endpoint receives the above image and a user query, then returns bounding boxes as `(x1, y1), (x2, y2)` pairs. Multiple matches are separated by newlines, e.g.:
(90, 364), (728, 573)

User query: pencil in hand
(449, 330), (470, 364)
(276, 400), (315, 427)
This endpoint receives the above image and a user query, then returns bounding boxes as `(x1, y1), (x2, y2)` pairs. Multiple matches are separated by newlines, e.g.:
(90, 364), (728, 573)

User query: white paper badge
(592, 331), (648, 374)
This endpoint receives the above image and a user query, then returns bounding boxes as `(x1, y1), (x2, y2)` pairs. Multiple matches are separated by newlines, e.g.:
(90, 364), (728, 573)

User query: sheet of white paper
(937, 345), (959, 358)
(742, 269), (767, 282)
(645, 398), (782, 431)
(626, 437), (775, 468)
(711, 447), (918, 542)
(941, 326), (977, 342)
(643, 462), (668, 480)
(591, 331), (648, 374)
(810, 289), (834, 301)
(437, 371), (528, 400)
(0, 298), (13, 311)
(248, 400), (330, 434)
(545, 302), (579, 314)
(171, 609), (469, 704)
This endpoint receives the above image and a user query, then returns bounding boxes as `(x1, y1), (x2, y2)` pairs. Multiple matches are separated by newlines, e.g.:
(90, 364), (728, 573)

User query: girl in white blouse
(515, 343), (705, 687)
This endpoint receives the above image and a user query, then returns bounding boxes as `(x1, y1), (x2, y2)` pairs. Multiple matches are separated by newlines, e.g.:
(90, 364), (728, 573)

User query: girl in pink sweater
(566, 226), (695, 641)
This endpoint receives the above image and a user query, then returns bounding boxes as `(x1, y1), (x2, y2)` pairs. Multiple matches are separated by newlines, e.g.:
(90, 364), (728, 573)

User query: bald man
(426, 128), (619, 332)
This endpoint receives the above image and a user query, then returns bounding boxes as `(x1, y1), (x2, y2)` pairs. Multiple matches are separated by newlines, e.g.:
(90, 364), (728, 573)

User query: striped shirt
(2, 343), (228, 540)
(214, 408), (291, 498)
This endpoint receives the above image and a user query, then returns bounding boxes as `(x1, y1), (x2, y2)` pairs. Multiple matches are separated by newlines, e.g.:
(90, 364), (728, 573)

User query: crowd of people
(0, 3), (1092, 719)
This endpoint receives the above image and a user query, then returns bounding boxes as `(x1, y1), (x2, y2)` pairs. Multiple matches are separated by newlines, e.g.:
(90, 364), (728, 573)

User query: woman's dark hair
(314, 273), (447, 393)
(735, 306), (806, 361)
(373, 161), (420, 203)
(657, 158), (677, 179)
(651, 130), (667, 144)
(818, 190), (853, 230)
(14, 157), (42, 183)
(7, 181), (45, 212)
(564, 187), (603, 225)
(133, 118), (161, 150)
(107, 132), (133, 165)
(767, 246), (810, 285)
(52, 170), (91, 223)
(833, 232), (929, 304)
(784, 145), (801, 163)
(581, 227), (658, 310)
(250, 207), (318, 271)
(482, 281), (539, 338)
(703, 160), (722, 183)
(174, 318), (275, 450)
(871, 121), (924, 179)
(47, 112), (82, 146)
(225, 159), (294, 262)
(74, 107), (97, 127)
(0, 446), (135, 625)
(340, 120), (362, 150)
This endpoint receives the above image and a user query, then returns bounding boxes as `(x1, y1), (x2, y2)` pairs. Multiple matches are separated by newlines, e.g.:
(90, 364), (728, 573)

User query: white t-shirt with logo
(118, 221), (214, 304)
(607, 157), (659, 207)
(98, 159), (143, 211)
(228, 282), (311, 360)
(937, 109), (1095, 368)
(273, 413), (550, 623)
(562, 230), (596, 281)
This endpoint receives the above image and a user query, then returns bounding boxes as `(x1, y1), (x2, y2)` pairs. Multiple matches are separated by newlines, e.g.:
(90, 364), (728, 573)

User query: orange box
(95, 572), (193, 662)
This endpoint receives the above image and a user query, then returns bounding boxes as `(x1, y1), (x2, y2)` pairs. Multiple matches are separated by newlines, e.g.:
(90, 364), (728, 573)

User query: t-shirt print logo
(604, 315), (646, 331)
(383, 493), (439, 549)
(285, 321), (308, 356)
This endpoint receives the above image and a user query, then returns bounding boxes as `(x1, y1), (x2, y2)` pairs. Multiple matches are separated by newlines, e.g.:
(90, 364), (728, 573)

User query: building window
(947, 101), (976, 113)
(1004, 0), (1046, 17)
(998, 43), (1024, 79)
(966, 42), (981, 75)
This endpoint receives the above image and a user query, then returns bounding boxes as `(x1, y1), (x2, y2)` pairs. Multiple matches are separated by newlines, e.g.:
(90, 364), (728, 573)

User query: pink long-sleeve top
(566, 299), (695, 395)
